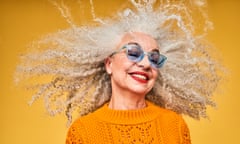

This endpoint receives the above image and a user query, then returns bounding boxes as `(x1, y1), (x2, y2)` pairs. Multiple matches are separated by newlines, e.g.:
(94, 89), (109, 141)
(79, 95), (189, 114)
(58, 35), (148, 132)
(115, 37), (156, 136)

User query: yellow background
(1, 0), (239, 144)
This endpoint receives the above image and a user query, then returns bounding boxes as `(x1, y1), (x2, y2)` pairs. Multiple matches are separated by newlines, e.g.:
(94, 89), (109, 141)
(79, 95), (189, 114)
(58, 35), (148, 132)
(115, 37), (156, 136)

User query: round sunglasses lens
(149, 52), (166, 68)
(126, 44), (143, 62)
(157, 55), (167, 68)
(149, 52), (160, 64)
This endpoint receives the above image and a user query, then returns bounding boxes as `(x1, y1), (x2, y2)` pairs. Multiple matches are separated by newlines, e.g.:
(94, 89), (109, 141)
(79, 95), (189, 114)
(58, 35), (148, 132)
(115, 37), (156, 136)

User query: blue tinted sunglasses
(113, 43), (167, 69)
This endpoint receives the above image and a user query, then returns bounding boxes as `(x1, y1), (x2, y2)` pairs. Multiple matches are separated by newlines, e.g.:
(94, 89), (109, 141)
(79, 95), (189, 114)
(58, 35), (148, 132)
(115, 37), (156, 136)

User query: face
(105, 32), (159, 97)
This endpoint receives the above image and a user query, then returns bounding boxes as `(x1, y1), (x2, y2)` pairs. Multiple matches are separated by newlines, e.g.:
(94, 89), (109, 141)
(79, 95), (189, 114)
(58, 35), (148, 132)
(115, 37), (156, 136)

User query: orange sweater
(66, 101), (191, 144)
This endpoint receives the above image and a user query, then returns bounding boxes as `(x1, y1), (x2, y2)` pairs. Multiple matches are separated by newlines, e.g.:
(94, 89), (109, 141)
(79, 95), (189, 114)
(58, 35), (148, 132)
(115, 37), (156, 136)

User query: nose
(136, 53), (151, 69)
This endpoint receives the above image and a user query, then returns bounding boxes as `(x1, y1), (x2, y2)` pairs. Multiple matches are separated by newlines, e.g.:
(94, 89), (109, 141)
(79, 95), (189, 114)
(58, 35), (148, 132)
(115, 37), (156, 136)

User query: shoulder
(149, 101), (186, 125)
(66, 117), (85, 143)
(66, 113), (97, 143)
(69, 111), (97, 129)
(150, 103), (191, 143)
(148, 101), (180, 117)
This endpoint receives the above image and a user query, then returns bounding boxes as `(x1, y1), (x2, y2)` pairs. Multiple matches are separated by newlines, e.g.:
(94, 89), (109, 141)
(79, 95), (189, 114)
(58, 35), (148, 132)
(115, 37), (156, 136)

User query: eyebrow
(127, 42), (160, 53)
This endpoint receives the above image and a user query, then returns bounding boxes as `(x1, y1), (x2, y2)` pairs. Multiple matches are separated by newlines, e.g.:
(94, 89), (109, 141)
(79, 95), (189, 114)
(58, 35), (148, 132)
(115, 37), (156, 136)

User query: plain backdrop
(1, 0), (240, 144)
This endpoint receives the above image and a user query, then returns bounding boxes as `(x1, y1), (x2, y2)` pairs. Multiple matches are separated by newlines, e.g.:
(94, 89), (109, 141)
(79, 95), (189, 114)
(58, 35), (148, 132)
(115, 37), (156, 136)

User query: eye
(127, 44), (142, 58)
(149, 52), (160, 64)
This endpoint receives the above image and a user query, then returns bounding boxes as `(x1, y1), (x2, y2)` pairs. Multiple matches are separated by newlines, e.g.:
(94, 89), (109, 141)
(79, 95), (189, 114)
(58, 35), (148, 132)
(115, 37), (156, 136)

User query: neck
(109, 92), (146, 110)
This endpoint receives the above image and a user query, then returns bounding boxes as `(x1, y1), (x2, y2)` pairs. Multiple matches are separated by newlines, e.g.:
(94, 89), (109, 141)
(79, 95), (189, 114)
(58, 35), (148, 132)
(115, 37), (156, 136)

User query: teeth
(132, 74), (147, 80)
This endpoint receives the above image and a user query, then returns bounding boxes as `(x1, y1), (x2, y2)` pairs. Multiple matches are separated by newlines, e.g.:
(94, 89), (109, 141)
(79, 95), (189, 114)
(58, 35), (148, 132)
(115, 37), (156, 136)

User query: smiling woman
(65, 32), (191, 143)
(12, 0), (226, 144)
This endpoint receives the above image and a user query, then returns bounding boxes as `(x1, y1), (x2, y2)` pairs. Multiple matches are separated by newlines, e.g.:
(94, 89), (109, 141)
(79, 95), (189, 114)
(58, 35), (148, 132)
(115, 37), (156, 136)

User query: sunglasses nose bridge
(137, 52), (152, 68)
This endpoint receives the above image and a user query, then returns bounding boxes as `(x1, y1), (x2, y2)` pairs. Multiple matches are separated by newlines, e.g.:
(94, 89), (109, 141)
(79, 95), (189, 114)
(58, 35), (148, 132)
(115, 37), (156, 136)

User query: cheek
(151, 70), (158, 82)
(112, 55), (132, 70)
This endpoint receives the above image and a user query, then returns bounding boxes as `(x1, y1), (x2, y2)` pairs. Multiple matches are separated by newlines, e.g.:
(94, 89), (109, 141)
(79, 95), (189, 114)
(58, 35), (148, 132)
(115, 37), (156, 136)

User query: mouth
(129, 71), (149, 83)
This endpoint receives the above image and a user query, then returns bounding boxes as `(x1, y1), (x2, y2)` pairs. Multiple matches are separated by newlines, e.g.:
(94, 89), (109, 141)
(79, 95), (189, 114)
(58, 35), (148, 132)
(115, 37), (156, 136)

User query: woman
(15, 0), (224, 144)
(66, 32), (191, 143)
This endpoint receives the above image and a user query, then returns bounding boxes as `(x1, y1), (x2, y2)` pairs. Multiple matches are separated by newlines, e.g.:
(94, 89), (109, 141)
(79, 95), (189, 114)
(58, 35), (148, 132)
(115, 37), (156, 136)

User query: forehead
(118, 32), (159, 50)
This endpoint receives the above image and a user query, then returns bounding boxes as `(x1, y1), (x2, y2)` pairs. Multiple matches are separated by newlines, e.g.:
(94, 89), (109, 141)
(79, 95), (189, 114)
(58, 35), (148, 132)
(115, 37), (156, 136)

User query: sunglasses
(113, 43), (167, 69)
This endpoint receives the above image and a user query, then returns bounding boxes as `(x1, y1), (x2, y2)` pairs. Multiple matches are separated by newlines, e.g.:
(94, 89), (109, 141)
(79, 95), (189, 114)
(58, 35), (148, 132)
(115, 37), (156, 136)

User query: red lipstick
(129, 71), (149, 83)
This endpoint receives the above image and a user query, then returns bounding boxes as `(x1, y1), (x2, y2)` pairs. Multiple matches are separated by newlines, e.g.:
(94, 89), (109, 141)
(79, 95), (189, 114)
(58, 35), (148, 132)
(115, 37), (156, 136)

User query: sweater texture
(66, 101), (191, 144)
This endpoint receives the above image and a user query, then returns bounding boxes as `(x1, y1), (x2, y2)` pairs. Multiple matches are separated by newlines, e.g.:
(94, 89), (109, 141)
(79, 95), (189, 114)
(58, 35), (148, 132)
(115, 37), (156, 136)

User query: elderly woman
(65, 31), (190, 143)
(15, 0), (224, 144)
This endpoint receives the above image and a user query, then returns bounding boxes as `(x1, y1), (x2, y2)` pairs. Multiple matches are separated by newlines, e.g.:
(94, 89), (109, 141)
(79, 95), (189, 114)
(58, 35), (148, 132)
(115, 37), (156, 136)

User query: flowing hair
(15, 0), (225, 125)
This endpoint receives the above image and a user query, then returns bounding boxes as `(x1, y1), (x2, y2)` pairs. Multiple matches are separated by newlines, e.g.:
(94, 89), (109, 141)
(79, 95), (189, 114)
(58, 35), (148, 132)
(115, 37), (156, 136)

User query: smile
(131, 74), (147, 80)
(129, 72), (149, 83)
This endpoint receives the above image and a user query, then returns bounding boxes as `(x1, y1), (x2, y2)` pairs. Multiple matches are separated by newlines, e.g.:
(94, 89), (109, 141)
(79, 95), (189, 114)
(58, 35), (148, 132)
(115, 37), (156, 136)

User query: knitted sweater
(66, 101), (191, 144)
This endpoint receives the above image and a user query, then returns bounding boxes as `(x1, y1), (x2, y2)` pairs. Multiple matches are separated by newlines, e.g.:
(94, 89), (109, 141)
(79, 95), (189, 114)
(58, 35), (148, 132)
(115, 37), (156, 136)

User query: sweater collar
(93, 101), (161, 124)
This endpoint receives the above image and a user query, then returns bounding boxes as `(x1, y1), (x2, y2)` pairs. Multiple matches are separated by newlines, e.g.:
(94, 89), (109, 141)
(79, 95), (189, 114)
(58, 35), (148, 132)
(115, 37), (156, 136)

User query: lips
(129, 71), (149, 83)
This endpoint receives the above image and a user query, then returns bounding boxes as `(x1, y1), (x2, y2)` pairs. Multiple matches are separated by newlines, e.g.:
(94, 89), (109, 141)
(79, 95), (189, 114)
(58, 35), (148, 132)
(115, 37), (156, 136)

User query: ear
(104, 57), (113, 75)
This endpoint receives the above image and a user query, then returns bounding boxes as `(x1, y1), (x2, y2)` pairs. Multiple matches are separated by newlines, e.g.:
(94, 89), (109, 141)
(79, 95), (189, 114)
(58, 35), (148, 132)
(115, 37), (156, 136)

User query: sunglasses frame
(112, 43), (167, 69)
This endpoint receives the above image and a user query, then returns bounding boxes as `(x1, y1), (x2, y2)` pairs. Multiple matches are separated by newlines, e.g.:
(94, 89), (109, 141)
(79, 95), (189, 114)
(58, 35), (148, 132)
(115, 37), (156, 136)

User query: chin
(129, 87), (151, 96)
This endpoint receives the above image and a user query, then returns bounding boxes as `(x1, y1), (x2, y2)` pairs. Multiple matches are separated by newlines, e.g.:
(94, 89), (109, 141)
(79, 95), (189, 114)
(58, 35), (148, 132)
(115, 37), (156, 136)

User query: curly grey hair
(15, 0), (224, 125)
